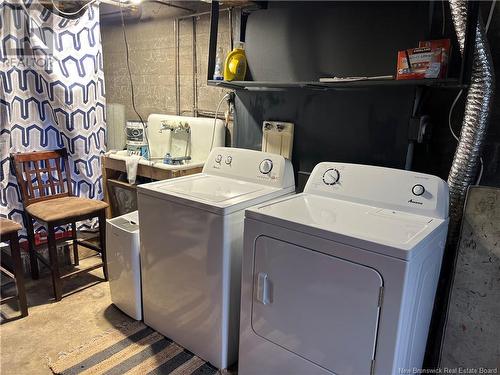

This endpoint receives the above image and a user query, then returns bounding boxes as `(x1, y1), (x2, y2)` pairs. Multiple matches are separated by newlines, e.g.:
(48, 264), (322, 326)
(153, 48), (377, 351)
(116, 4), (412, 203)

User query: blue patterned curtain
(0, 0), (106, 242)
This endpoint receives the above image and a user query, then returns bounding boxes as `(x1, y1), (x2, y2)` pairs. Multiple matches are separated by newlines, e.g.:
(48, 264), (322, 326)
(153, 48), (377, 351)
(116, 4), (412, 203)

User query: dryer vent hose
(447, 0), (495, 254)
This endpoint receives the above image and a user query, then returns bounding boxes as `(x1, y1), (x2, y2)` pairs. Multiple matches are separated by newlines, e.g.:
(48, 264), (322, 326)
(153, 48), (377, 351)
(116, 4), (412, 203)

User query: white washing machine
(106, 211), (142, 320)
(137, 147), (295, 369)
(239, 162), (449, 375)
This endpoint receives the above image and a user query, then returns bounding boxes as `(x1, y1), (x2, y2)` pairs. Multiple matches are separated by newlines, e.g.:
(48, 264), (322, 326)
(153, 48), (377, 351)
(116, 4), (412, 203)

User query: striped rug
(49, 321), (220, 375)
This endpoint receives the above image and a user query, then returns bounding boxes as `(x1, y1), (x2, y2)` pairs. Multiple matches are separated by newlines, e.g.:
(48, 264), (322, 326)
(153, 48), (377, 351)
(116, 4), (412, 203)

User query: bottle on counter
(163, 152), (173, 165)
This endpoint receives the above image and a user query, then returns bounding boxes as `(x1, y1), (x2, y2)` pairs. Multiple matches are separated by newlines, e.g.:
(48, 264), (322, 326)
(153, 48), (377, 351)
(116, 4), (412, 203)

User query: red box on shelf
(396, 39), (451, 80)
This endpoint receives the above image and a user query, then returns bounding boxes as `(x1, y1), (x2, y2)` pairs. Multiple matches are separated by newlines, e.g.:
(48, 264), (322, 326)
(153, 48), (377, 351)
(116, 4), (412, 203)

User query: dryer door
(252, 236), (383, 374)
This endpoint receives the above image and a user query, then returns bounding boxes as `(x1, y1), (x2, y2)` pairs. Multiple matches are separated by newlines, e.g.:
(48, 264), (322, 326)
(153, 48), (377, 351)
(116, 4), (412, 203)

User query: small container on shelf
(224, 41), (247, 81)
(396, 39), (451, 80)
(213, 47), (224, 81)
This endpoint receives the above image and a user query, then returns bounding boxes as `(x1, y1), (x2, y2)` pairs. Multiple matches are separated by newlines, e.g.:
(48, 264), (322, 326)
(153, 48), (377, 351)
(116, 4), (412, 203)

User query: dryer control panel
(305, 162), (449, 219)
(203, 147), (295, 189)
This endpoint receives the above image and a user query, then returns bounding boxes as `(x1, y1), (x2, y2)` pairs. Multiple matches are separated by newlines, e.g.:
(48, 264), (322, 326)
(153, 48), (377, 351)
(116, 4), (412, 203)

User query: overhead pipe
(143, 0), (195, 13)
(174, 17), (180, 115)
(176, 7), (231, 20)
(98, 0), (196, 13)
(192, 17), (198, 117)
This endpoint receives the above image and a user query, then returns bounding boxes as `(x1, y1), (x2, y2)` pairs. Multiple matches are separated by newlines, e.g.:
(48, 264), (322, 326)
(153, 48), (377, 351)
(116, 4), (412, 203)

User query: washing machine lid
(166, 175), (264, 202)
(138, 174), (293, 215)
(246, 194), (446, 260)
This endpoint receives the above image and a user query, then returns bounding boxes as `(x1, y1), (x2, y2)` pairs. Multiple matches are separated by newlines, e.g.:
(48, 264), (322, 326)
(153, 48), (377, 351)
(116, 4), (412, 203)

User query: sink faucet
(159, 121), (190, 134)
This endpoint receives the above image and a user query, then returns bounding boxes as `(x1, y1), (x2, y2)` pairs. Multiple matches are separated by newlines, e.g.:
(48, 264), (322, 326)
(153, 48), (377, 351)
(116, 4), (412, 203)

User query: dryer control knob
(412, 184), (425, 196)
(215, 154), (222, 164)
(323, 168), (340, 185)
(225, 156), (232, 165)
(259, 159), (273, 174)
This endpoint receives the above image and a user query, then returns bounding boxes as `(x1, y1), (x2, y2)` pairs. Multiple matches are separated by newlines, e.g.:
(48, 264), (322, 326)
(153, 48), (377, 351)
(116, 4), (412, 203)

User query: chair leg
(47, 223), (63, 301)
(98, 210), (108, 281)
(9, 232), (28, 317)
(62, 244), (72, 266)
(71, 222), (79, 266)
(24, 214), (39, 280)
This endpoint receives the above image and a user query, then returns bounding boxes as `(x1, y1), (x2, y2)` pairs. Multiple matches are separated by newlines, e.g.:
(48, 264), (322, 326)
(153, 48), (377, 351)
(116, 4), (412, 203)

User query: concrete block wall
(101, 4), (232, 127)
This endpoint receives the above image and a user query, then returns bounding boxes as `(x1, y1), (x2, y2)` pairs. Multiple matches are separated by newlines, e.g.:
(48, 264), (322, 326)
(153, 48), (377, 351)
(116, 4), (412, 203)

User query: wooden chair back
(11, 149), (72, 207)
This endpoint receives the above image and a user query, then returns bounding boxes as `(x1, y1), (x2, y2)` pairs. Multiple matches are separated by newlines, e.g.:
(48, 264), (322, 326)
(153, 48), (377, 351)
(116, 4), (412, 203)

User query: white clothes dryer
(239, 162), (449, 375)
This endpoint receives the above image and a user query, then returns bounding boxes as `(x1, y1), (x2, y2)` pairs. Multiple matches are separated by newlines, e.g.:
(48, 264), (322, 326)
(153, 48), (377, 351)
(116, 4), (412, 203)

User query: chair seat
(26, 197), (108, 223)
(0, 218), (22, 236)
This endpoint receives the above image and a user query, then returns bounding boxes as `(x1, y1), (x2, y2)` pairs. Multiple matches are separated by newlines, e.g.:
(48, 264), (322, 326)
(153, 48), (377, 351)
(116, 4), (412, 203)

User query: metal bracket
(207, 1), (220, 82)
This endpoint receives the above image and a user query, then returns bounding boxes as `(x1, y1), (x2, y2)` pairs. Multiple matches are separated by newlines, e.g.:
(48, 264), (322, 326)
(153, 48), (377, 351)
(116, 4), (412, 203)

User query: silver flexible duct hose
(431, 1), (495, 365)
(447, 0), (495, 245)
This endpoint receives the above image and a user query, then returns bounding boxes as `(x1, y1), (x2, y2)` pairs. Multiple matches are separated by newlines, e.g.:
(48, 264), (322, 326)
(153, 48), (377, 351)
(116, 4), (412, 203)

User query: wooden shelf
(208, 78), (467, 91)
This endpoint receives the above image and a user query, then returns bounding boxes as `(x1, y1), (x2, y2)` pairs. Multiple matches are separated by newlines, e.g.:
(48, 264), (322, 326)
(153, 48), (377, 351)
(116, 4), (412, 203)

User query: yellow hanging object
(224, 42), (247, 81)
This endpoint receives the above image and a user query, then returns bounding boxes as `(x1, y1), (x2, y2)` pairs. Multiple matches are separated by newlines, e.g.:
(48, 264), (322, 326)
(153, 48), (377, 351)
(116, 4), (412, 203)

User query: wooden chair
(0, 218), (28, 317)
(11, 149), (109, 301)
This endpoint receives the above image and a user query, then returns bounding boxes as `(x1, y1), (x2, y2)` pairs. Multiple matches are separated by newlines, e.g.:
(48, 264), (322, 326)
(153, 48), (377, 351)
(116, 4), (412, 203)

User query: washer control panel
(203, 147), (295, 189)
(259, 159), (273, 174)
(305, 162), (449, 219)
(322, 168), (340, 185)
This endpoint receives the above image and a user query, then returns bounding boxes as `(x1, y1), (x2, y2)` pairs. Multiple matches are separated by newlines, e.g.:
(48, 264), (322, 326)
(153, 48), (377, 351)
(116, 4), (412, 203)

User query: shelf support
(207, 1), (220, 82)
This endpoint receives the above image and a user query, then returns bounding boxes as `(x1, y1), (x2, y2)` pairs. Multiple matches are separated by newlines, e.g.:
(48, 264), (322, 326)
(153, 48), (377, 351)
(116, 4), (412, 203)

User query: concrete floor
(0, 254), (133, 375)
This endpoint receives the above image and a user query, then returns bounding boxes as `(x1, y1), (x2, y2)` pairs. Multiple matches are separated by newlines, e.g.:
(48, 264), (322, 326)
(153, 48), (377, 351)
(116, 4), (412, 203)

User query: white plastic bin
(106, 211), (141, 320)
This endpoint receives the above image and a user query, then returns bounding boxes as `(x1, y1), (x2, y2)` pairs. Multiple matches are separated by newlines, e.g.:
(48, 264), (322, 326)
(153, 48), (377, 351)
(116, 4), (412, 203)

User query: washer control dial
(323, 168), (340, 185)
(412, 184), (425, 196)
(225, 156), (232, 165)
(259, 159), (273, 174)
(215, 154), (222, 164)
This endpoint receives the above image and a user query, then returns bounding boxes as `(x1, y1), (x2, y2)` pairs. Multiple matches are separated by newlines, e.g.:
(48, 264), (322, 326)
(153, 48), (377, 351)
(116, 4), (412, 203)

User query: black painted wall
(245, 1), (430, 81)
(233, 1), (499, 189)
(235, 87), (416, 189)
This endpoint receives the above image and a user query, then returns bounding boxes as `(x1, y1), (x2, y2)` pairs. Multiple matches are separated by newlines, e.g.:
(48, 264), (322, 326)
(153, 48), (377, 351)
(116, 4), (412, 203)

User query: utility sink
(108, 114), (225, 172)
